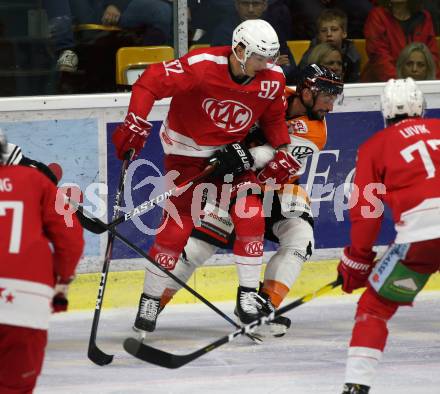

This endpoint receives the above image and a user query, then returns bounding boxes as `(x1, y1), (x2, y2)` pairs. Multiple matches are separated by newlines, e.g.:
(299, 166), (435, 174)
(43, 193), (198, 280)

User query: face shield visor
(310, 77), (344, 105)
(247, 50), (280, 69)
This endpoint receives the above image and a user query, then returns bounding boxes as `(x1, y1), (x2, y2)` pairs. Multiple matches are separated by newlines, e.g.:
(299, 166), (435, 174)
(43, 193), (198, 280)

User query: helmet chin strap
(232, 46), (250, 76)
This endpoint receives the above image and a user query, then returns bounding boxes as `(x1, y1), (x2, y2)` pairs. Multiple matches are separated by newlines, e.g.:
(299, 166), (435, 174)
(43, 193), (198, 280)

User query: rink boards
(0, 82), (439, 309)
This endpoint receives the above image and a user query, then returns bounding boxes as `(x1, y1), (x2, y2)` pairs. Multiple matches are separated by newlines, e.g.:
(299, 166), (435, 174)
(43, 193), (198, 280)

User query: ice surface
(35, 293), (440, 394)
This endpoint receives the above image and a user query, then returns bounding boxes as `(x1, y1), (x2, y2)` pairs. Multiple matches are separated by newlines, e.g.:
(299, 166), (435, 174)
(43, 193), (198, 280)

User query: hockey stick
(88, 150), (134, 366)
(74, 202), (261, 345)
(75, 164), (217, 234)
(123, 277), (343, 369)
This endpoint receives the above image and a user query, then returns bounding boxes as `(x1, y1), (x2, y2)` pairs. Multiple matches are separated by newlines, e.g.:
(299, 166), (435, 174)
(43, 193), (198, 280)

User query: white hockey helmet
(232, 19), (280, 65)
(380, 78), (425, 122)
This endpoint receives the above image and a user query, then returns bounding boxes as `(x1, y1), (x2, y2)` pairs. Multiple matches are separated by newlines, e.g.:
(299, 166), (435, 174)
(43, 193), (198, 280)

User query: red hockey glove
(52, 281), (71, 313)
(257, 150), (301, 184)
(112, 112), (152, 160)
(337, 247), (376, 294)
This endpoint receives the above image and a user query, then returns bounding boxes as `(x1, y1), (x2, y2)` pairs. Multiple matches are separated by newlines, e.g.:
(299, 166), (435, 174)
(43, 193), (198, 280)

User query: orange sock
(261, 280), (290, 308)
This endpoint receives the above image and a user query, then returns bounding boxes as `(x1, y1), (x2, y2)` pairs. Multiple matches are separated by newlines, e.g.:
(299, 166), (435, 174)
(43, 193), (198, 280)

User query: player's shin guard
(231, 195), (267, 324)
(261, 217), (314, 336)
(344, 287), (398, 387)
(136, 215), (194, 333)
(231, 195), (264, 289)
(159, 237), (219, 308)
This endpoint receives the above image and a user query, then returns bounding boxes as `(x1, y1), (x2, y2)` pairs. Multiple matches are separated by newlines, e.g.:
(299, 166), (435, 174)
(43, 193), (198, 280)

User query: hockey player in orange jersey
(154, 64), (344, 337)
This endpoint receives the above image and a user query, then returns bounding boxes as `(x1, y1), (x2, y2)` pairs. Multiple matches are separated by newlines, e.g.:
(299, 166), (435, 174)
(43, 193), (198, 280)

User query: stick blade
(88, 344), (114, 366)
(75, 210), (107, 234)
(123, 337), (192, 369)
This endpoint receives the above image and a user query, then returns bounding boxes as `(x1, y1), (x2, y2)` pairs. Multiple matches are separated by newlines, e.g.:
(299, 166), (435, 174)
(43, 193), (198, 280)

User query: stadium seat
(116, 46), (174, 85)
(287, 40), (310, 64)
(352, 39), (368, 72)
(189, 44), (210, 52)
(74, 24), (122, 32)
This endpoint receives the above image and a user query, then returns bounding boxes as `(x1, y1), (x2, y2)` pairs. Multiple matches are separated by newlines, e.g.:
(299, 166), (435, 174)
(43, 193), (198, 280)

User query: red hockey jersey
(0, 165), (84, 329)
(128, 46), (290, 157)
(350, 117), (440, 257)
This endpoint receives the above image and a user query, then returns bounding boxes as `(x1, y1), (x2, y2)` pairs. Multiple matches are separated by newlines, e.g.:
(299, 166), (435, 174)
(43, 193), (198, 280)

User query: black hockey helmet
(296, 64), (344, 97)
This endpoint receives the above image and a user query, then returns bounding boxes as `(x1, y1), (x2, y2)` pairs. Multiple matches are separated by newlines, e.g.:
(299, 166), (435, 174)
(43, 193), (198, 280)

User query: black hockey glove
(20, 157), (59, 185)
(209, 142), (254, 178)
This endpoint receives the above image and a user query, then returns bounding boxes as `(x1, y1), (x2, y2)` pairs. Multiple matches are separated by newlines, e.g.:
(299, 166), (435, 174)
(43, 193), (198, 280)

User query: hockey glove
(112, 112), (152, 160)
(52, 281), (71, 313)
(257, 150), (301, 184)
(52, 276), (74, 313)
(209, 142), (254, 178)
(337, 247), (376, 294)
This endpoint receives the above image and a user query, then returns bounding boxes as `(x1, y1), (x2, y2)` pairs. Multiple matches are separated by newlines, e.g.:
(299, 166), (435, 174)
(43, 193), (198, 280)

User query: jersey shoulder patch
(287, 116), (327, 151)
(288, 118), (309, 134)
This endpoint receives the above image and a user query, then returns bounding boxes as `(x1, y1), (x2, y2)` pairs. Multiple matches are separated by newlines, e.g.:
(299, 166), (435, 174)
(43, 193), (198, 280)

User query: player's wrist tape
(341, 250), (371, 271)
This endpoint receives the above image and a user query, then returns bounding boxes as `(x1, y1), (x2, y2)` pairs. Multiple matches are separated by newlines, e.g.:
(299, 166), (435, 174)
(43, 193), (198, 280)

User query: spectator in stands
(298, 8), (360, 82)
(289, 0), (373, 39)
(306, 42), (344, 79)
(397, 42), (437, 80)
(210, 0), (298, 84)
(42, 0), (78, 72)
(105, 0), (172, 44)
(71, 0), (173, 45)
(362, 0), (440, 82)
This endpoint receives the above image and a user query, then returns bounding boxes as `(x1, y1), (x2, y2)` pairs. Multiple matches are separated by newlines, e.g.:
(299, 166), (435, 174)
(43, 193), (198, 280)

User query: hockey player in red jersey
(338, 78), (440, 394)
(0, 132), (84, 393)
(152, 65), (343, 337)
(112, 19), (295, 333)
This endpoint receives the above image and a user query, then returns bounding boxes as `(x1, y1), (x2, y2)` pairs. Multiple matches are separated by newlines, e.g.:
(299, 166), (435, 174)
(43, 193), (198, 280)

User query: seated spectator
(397, 42), (437, 80)
(362, 0), (440, 82)
(306, 42), (344, 79)
(42, 0), (78, 72)
(210, 0), (298, 84)
(290, 0), (373, 39)
(71, 0), (173, 45)
(298, 8), (360, 82)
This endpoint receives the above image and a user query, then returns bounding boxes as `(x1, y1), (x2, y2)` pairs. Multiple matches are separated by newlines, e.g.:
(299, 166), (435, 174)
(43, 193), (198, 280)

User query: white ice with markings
(35, 293), (440, 394)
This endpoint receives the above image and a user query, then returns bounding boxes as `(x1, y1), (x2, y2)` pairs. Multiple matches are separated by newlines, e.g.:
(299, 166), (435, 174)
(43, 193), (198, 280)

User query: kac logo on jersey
(289, 119), (308, 134)
(202, 99), (252, 133)
(155, 253), (177, 270)
(244, 241), (264, 256)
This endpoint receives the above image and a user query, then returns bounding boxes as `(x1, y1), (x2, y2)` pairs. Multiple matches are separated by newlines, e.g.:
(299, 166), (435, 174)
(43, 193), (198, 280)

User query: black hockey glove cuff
(209, 142), (254, 178)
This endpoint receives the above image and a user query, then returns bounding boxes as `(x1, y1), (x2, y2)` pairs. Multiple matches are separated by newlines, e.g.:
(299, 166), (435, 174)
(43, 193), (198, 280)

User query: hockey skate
(133, 293), (161, 338)
(235, 286), (272, 325)
(342, 383), (370, 394)
(254, 291), (291, 338)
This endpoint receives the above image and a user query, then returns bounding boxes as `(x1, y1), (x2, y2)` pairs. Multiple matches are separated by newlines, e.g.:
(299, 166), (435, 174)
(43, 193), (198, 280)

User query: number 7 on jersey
(0, 201), (23, 253)
(400, 139), (440, 179)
